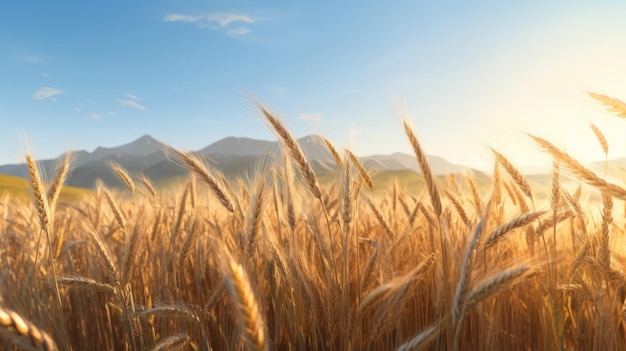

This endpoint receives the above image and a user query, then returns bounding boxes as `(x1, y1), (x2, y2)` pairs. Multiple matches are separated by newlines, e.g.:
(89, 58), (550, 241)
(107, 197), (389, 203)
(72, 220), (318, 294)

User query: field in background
(0, 174), (91, 202)
(3, 93), (626, 350)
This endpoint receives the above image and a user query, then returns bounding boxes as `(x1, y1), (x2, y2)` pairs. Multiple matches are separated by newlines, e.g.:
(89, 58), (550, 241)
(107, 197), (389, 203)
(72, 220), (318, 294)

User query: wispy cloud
(118, 99), (146, 110)
(118, 91), (146, 110)
(164, 12), (256, 35)
(163, 14), (201, 23)
(126, 91), (140, 101)
(299, 113), (325, 123)
(227, 27), (251, 36)
(33, 87), (63, 100)
(89, 113), (103, 121)
(18, 55), (43, 63)
(41, 73), (50, 77)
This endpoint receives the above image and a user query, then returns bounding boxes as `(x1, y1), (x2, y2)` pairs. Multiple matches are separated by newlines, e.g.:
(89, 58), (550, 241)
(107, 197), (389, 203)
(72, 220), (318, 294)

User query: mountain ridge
(0, 134), (480, 188)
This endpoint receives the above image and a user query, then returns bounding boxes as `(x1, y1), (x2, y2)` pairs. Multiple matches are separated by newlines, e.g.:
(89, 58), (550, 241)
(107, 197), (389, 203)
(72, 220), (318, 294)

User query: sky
(2, 1), (626, 171)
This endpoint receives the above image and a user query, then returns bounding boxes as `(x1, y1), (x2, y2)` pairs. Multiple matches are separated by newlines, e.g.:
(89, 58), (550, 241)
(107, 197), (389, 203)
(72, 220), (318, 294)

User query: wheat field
(2, 93), (626, 350)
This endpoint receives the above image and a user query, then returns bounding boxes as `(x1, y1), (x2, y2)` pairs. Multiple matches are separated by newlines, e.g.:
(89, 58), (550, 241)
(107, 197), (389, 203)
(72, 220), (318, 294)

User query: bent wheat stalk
(529, 135), (626, 201)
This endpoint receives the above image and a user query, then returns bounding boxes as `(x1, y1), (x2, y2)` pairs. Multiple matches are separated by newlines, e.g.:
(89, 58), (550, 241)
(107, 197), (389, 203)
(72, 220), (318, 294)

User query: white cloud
(204, 13), (255, 28)
(227, 27), (251, 36)
(33, 87), (63, 100)
(164, 12), (256, 34)
(118, 99), (146, 110)
(299, 113), (325, 123)
(41, 73), (49, 77)
(89, 113), (103, 121)
(18, 56), (43, 63)
(126, 91), (140, 101)
(163, 14), (202, 23)
(74, 107), (81, 112)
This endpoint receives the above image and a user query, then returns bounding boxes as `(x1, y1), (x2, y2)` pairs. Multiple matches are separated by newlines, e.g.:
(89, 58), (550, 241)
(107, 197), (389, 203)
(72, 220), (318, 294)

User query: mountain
(199, 136), (276, 156)
(361, 152), (472, 175)
(0, 134), (474, 189)
(0, 135), (165, 186)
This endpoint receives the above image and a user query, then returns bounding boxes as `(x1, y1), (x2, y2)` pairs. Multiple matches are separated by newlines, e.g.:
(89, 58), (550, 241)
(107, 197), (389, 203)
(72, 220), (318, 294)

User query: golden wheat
(6, 96), (626, 350)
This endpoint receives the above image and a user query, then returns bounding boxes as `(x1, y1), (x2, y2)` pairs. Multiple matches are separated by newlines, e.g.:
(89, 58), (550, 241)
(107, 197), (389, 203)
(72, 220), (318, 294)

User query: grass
(2, 92), (626, 350)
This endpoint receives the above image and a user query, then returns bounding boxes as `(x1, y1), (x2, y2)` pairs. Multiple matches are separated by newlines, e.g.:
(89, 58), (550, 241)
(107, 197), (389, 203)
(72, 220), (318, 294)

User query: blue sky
(2, 1), (626, 171)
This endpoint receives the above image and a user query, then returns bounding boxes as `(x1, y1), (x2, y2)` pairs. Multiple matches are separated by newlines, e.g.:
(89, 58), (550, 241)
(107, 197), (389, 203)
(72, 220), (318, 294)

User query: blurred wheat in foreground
(3, 93), (626, 350)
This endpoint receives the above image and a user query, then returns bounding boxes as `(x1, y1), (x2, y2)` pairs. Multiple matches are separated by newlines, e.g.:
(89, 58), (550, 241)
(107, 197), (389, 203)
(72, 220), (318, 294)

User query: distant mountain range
(0, 134), (480, 189)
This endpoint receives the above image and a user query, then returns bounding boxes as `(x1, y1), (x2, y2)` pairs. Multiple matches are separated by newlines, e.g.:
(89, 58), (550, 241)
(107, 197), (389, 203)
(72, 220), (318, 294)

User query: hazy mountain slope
(0, 134), (476, 189)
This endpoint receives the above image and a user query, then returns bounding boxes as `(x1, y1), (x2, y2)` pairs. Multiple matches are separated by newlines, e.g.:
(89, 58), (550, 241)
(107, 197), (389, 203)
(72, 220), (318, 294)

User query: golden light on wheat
(1, 92), (626, 350)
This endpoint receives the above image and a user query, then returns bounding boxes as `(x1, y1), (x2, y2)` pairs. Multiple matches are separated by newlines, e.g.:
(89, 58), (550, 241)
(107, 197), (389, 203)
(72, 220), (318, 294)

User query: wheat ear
(588, 91), (626, 118)
(403, 121), (442, 217)
(137, 173), (157, 199)
(347, 149), (373, 189)
(322, 136), (343, 167)
(491, 149), (533, 200)
(529, 135), (626, 201)
(223, 258), (268, 351)
(107, 161), (136, 193)
(257, 104), (321, 198)
(245, 181), (265, 256)
(174, 150), (235, 213)
(452, 218), (485, 322)
(0, 307), (57, 351)
(364, 196), (394, 237)
(484, 210), (546, 247)
(97, 179), (127, 229)
(464, 265), (530, 311)
(464, 173), (483, 214)
(46, 151), (70, 215)
(26, 154), (66, 344)
(444, 190), (470, 227)
(55, 275), (116, 294)
(597, 193), (613, 271)
(590, 124), (609, 156)
(149, 333), (190, 351)
(396, 322), (442, 351)
(26, 154), (50, 229)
